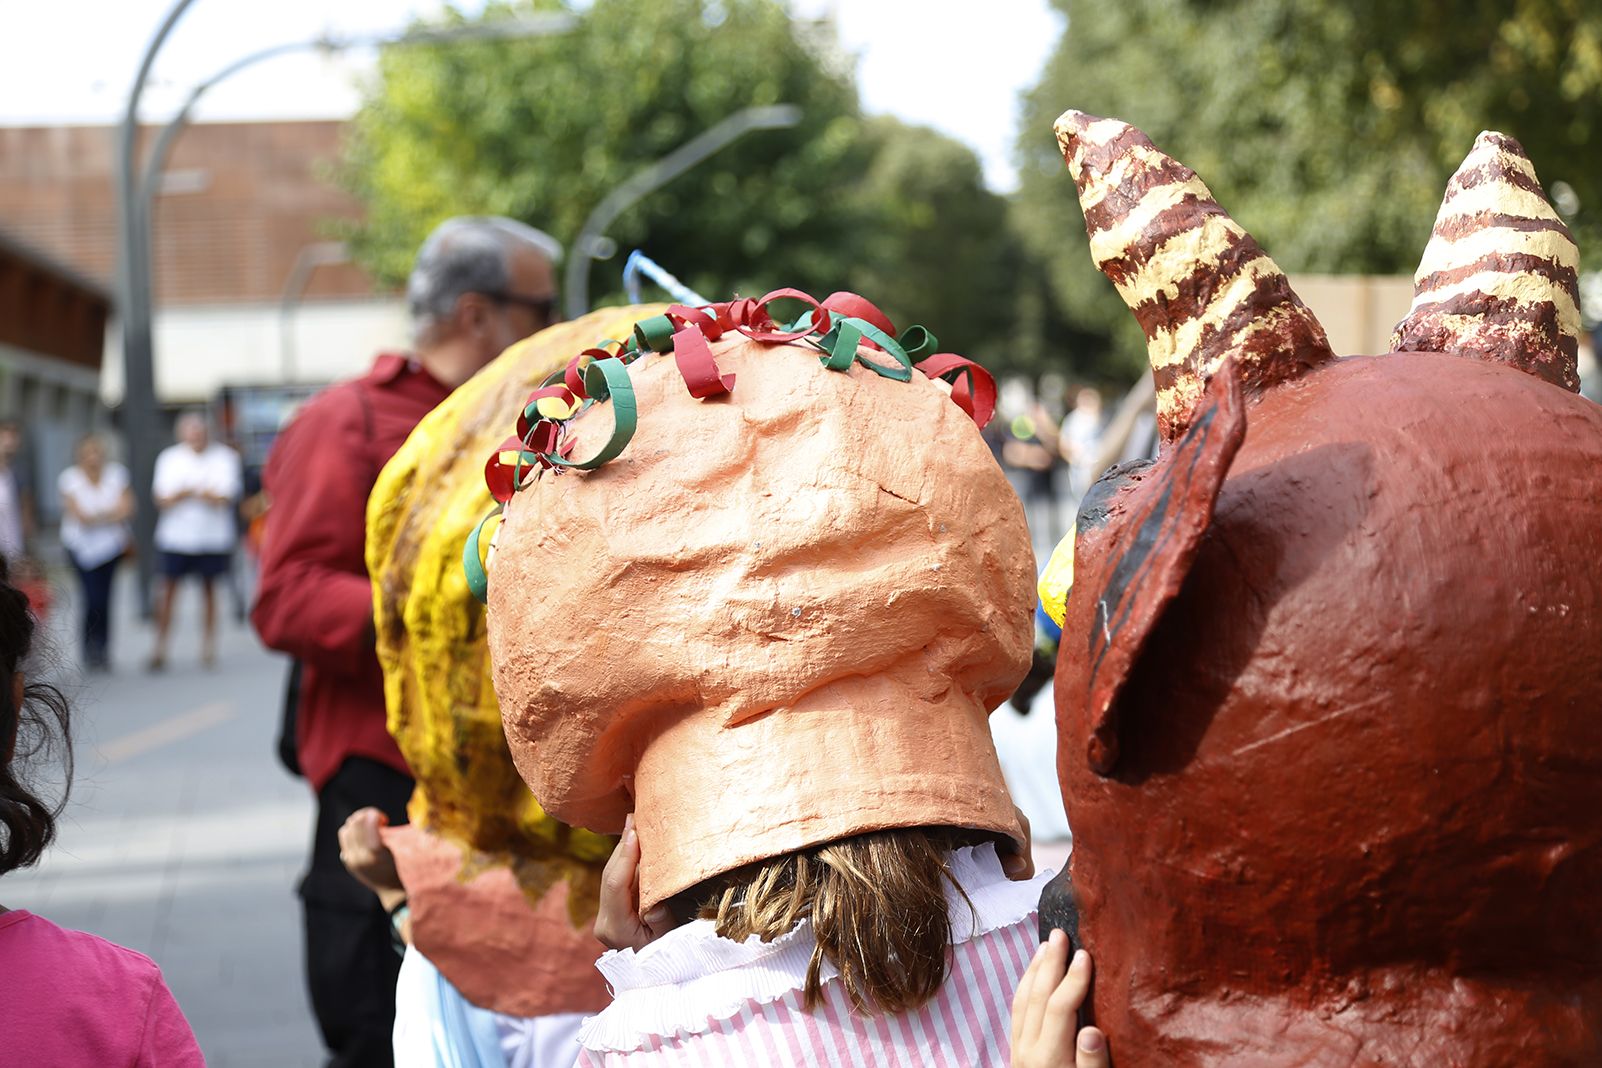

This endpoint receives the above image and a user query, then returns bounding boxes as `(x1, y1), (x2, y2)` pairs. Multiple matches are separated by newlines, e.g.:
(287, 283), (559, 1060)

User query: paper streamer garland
(467, 288), (999, 602)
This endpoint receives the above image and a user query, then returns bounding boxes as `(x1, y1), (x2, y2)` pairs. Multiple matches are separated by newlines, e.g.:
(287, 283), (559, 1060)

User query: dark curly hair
(0, 560), (71, 876)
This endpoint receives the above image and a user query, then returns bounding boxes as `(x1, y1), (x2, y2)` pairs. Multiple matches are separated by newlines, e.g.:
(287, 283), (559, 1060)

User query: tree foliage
(1015, 0), (1602, 376)
(846, 117), (1022, 371)
(342, 0), (1028, 371)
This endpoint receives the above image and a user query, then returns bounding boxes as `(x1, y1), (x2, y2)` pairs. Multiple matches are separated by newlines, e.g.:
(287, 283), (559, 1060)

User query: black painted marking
(1076, 458), (1155, 536)
(1037, 868), (1081, 947)
(1036, 869), (1094, 1026)
(1087, 401), (1219, 679)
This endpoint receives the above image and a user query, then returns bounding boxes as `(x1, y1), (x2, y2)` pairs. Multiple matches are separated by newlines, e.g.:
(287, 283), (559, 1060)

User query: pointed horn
(1054, 111), (1334, 442)
(1391, 132), (1581, 392)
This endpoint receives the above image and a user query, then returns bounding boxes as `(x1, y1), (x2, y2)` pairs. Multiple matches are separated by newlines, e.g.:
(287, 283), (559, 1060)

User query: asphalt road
(5, 568), (324, 1067)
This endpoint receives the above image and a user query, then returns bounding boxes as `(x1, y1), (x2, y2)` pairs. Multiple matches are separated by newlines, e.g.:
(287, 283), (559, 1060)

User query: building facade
(0, 120), (407, 407)
(0, 230), (110, 523)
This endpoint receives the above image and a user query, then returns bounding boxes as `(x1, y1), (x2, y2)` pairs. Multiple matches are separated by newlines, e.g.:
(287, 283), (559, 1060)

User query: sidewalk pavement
(7, 567), (323, 1067)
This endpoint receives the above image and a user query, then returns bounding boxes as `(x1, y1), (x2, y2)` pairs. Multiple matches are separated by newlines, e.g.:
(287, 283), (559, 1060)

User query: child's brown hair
(682, 827), (977, 1014)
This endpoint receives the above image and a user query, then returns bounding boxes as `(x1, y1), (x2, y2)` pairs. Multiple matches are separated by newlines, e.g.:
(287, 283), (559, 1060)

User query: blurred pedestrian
(149, 412), (242, 671)
(57, 435), (133, 671)
(0, 420), (35, 567)
(252, 216), (559, 1068)
(0, 561), (205, 1065)
(1060, 386), (1104, 498)
(998, 390), (1064, 556)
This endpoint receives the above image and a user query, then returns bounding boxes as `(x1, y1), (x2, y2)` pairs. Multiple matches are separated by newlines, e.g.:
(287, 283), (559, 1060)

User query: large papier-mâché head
(1046, 111), (1602, 1066)
(480, 294), (1036, 911)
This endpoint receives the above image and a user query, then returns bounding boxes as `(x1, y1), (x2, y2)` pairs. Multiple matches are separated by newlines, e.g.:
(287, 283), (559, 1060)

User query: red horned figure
(1044, 112), (1602, 1066)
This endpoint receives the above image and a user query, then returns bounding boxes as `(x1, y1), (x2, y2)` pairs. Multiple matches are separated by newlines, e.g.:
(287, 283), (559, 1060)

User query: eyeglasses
(480, 290), (557, 322)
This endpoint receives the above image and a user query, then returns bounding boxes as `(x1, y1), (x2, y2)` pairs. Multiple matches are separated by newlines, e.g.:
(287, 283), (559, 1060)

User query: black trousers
(300, 757), (413, 1068)
(69, 554), (118, 663)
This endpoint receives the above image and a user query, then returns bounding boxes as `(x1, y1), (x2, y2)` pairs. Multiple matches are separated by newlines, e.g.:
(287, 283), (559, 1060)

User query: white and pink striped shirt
(577, 844), (1050, 1067)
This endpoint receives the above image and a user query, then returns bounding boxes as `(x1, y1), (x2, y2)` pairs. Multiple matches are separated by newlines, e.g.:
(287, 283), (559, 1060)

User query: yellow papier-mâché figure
(365, 305), (667, 1017)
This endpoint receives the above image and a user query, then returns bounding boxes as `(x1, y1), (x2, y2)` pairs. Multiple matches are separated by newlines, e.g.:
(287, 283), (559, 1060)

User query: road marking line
(99, 702), (236, 764)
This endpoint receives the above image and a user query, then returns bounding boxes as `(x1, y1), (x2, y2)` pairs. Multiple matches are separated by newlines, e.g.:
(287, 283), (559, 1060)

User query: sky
(0, 0), (1063, 191)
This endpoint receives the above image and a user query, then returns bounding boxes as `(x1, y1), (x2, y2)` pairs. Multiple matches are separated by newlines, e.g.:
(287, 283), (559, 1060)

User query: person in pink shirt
(0, 564), (204, 1066)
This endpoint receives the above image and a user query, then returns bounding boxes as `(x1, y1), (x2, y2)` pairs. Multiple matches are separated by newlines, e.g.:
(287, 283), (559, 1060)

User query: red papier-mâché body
(1046, 111), (1602, 1066)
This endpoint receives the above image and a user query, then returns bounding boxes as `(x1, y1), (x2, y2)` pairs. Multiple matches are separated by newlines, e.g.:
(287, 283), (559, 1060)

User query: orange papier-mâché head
(477, 293), (1036, 910)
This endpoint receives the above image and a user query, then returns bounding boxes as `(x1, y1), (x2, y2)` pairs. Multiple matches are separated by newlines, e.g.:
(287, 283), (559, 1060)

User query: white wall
(101, 297), (410, 405)
(1286, 274), (1417, 357)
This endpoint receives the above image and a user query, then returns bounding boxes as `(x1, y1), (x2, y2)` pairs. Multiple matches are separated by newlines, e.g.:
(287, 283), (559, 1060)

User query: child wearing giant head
(475, 296), (1097, 1065)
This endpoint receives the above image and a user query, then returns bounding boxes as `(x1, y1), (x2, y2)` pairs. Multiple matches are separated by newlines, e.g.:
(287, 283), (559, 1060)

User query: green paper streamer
(898, 325), (938, 362)
(463, 503), (504, 604)
(546, 357), (639, 470)
(820, 316), (914, 382)
(632, 315), (677, 354)
(821, 320), (862, 371)
(509, 448), (542, 495)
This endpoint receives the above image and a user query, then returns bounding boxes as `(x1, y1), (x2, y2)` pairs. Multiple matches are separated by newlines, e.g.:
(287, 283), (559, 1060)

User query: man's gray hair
(406, 216), (563, 342)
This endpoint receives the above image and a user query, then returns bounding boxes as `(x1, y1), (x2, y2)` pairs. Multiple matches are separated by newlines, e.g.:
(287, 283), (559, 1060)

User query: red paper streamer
(518, 385), (575, 438)
(672, 326), (736, 399)
(734, 288), (831, 343)
(723, 297), (760, 332)
(485, 435), (542, 502)
(916, 353), (998, 428)
(821, 292), (895, 349)
(667, 304), (729, 342)
(526, 421), (561, 455)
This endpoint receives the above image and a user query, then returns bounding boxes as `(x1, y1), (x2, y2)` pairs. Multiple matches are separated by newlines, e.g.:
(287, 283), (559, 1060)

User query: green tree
(845, 117), (1023, 371)
(341, 0), (1033, 374)
(1015, 0), (1602, 377)
(344, 0), (872, 303)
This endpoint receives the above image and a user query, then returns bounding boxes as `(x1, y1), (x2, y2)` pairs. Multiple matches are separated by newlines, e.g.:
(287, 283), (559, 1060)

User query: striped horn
(1054, 110), (1334, 442)
(1391, 132), (1581, 392)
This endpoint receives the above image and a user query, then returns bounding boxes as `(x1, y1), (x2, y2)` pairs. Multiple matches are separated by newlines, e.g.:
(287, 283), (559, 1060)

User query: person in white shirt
(0, 421), (34, 566)
(57, 435), (133, 671)
(149, 412), (242, 671)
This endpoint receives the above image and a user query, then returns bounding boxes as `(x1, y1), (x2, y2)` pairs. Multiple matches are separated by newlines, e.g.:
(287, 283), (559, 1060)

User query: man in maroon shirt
(252, 217), (559, 1068)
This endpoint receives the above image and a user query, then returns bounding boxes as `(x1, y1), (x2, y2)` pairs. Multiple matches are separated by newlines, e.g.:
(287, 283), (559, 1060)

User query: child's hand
(594, 813), (677, 952)
(1000, 805), (1035, 880)
(337, 808), (402, 901)
(1011, 929), (1109, 1067)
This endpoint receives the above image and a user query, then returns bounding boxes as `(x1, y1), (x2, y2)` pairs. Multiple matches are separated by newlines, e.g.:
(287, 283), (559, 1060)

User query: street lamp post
(115, 10), (577, 613)
(116, 0), (200, 615)
(137, 16), (581, 259)
(278, 241), (351, 382)
(563, 104), (804, 320)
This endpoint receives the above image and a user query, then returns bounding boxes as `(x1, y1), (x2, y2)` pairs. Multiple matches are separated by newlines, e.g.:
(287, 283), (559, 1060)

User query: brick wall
(0, 120), (382, 305)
